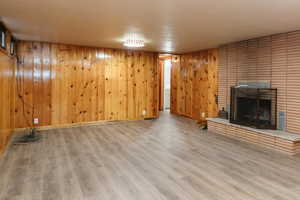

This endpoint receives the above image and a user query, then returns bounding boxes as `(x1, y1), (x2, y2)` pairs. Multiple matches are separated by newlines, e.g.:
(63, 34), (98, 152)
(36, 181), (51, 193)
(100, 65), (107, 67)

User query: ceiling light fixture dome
(123, 34), (145, 48)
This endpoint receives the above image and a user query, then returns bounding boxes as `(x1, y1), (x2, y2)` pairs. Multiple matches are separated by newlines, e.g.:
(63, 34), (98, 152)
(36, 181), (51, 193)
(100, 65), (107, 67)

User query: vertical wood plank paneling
(127, 51), (133, 120)
(145, 55), (151, 116)
(33, 42), (43, 126)
(207, 49), (219, 118)
(96, 48), (105, 121)
(119, 50), (127, 120)
(0, 28), (16, 153)
(14, 41), (159, 128)
(175, 56), (182, 115)
(15, 41), (26, 127)
(155, 55), (159, 116)
(59, 44), (69, 124)
(187, 54), (194, 118)
(104, 48), (113, 120)
(135, 52), (143, 119)
(171, 49), (219, 120)
(176, 56), (186, 115)
(112, 49), (121, 120)
(23, 42), (34, 127)
(69, 45), (78, 124)
(50, 43), (60, 125)
(170, 56), (179, 114)
(41, 43), (51, 126)
(146, 54), (155, 117)
(192, 53), (201, 119)
(0, 53), (15, 153)
(9, 59), (16, 142)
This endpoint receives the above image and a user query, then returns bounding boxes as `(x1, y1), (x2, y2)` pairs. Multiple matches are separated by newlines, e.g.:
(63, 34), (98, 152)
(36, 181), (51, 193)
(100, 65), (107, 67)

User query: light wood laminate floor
(1, 112), (300, 200)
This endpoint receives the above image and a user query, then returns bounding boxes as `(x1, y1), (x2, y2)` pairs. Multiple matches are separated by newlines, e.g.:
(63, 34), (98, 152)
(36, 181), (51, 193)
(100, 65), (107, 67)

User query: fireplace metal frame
(230, 87), (277, 129)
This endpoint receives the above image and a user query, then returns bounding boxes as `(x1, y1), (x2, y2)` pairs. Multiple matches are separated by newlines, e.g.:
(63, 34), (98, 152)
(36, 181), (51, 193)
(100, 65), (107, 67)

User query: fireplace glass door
(230, 87), (277, 129)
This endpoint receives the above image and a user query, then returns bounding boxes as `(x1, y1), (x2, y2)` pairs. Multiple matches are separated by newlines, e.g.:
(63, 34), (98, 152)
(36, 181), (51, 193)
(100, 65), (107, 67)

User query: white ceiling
(1, 0), (300, 53)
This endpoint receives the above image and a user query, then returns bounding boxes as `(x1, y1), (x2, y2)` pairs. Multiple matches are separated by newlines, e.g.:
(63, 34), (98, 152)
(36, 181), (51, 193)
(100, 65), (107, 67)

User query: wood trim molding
(13, 119), (142, 132)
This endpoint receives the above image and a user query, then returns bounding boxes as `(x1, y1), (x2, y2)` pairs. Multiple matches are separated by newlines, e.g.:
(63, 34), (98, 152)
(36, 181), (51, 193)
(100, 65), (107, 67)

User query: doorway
(159, 54), (172, 111)
(163, 59), (171, 110)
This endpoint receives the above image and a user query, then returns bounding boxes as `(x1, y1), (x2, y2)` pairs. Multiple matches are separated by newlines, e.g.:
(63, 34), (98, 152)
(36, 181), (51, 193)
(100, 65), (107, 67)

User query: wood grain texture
(170, 49), (218, 121)
(207, 50), (219, 118)
(0, 27), (16, 154)
(218, 30), (300, 134)
(2, 112), (300, 200)
(158, 59), (164, 111)
(15, 41), (159, 128)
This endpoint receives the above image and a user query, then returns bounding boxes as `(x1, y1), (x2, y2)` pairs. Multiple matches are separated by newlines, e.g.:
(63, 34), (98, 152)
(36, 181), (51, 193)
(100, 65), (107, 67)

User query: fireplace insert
(230, 87), (277, 129)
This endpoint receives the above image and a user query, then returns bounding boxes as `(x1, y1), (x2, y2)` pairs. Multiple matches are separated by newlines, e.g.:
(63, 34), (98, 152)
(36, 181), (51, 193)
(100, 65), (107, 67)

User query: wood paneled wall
(0, 30), (16, 154)
(170, 49), (218, 121)
(158, 59), (164, 111)
(218, 31), (300, 134)
(15, 41), (159, 128)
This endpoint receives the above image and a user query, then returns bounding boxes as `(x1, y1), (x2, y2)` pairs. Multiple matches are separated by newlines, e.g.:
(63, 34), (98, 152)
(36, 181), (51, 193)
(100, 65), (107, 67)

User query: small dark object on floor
(144, 117), (156, 120)
(218, 107), (228, 119)
(198, 121), (207, 130)
(14, 128), (41, 145)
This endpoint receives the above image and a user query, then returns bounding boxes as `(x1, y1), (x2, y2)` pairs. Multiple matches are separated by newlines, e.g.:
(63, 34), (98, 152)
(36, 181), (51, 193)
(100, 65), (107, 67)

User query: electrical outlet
(201, 112), (206, 118)
(142, 110), (146, 116)
(33, 118), (39, 125)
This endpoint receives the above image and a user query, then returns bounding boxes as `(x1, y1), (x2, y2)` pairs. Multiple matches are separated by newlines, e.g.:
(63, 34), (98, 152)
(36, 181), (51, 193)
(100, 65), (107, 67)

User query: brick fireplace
(230, 87), (277, 129)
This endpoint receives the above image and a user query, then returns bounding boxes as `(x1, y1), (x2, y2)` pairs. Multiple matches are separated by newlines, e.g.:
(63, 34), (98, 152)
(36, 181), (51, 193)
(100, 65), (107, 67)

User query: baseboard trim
(13, 119), (141, 133)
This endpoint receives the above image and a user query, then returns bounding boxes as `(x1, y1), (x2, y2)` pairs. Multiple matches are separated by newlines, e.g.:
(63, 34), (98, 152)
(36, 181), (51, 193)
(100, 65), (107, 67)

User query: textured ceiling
(1, 0), (300, 53)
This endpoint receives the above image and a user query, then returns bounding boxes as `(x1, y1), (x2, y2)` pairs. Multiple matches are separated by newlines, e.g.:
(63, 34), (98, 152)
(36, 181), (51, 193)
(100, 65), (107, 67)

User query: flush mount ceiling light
(123, 39), (145, 48)
(123, 34), (145, 48)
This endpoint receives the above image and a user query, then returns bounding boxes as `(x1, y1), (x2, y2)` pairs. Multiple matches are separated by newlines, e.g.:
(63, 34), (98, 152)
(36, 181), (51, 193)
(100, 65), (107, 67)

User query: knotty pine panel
(0, 51), (16, 154)
(15, 41), (159, 128)
(0, 27), (16, 154)
(170, 49), (218, 121)
(207, 49), (219, 118)
(170, 56), (179, 114)
(158, 59), (164, 111)
(175, 56), (187, 115)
